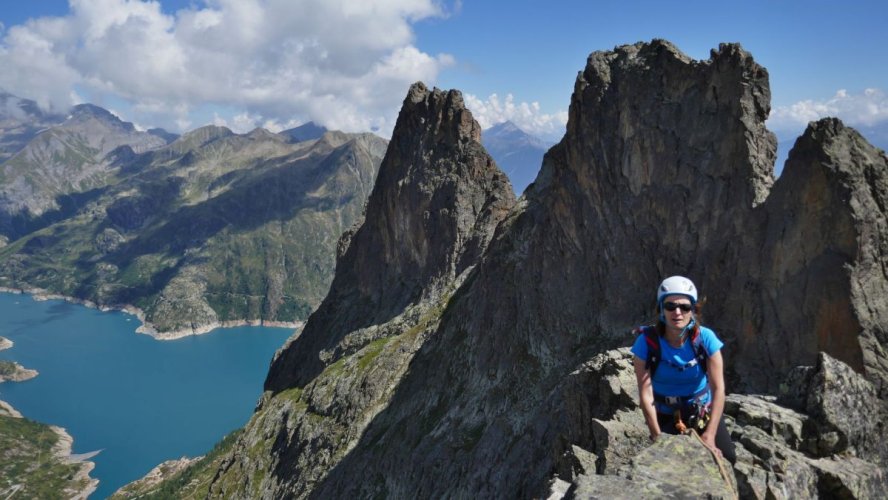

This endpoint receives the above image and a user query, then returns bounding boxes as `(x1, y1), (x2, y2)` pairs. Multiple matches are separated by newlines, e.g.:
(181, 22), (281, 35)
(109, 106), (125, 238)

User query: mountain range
(118, 40), (888, 498)
(0, 96), (385, 335)
(4, 36), (888, 497)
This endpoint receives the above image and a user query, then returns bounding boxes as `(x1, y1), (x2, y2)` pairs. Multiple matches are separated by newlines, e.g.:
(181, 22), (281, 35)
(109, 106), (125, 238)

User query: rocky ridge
(0, 102), (170, 238)
(0, 91), (67, 164)
(557, 349), (886, 499)
(129, 40), (888, 498)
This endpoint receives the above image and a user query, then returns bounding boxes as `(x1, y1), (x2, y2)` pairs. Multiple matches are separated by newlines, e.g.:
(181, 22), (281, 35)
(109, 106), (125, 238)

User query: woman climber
(631, 275), (736, 463)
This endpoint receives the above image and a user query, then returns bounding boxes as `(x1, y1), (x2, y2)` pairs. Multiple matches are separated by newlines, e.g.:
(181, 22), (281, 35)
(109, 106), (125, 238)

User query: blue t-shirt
(631, 326), (723, 414)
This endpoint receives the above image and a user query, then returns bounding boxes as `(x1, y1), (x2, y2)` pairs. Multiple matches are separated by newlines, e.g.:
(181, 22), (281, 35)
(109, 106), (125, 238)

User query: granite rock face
(725, 117), (888, 396)
(265, 82), (515, 390)
(776, 352), (888, 463)
(136, 40), (888, 498)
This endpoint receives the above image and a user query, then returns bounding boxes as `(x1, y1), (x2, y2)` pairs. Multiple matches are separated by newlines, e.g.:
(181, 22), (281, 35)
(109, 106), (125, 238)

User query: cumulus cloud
(464, 93), (567, 143)
(768, 88), (888, 132)
(0, 0), (453, 134)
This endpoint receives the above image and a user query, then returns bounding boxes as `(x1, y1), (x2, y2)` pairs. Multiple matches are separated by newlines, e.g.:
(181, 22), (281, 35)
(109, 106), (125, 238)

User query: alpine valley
(0, 92), (388, 336)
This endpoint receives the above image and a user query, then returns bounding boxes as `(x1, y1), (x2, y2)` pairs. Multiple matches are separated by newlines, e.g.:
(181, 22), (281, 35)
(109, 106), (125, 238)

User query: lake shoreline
(0, 287), (303, 340)
(50, 423), (100, 499)
(0, 292), (294, 498)
(0, 398), (99, 499)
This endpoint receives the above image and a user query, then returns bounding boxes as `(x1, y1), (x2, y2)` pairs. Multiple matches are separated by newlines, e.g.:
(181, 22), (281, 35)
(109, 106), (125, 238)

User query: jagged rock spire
(265, 82), (514, 391)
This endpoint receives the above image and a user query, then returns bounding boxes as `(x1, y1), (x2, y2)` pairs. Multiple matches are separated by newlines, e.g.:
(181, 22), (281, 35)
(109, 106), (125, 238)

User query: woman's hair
(655, 297), (706, 337)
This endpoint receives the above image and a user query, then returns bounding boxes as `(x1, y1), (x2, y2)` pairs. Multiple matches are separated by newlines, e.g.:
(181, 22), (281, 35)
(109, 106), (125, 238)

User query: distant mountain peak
(482, 120), (550, 195)
(71, 103), (120, 120)
(0, 89), (63, 123)
(175, 124), (234, 146)
(484, 120), (548, 148)
(280, 121), (328, 143)
(69, 103), (135, 132)
(487, 120), (523, 133)
(246, 127), (283, 141)
(147, 128), (179, 144)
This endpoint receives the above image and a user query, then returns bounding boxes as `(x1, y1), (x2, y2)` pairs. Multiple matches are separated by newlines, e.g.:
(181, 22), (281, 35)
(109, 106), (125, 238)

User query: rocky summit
(125, 39), (888, 499)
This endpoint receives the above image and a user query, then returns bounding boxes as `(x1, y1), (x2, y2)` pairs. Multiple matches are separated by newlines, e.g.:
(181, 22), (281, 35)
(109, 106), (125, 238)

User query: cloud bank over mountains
(1, 0), (884, 144)
(768, 88), (888, 135)
(465, 93), (567, 144)
(0, 0), (453, 134)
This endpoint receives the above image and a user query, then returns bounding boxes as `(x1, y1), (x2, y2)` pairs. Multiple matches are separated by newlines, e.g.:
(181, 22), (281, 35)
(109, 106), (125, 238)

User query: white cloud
(768, 88), (888, 133)
(0, 0), (452, 134)
(464, 93), (567, 143)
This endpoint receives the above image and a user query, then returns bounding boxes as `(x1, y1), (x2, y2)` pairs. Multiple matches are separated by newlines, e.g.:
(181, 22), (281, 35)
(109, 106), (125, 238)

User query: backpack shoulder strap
(690, 328), (708, 373)
(640, 326), (661, 377)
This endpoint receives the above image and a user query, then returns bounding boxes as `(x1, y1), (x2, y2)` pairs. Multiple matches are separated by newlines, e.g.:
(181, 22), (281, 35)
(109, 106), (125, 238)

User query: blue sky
(1, 0), (885, 144)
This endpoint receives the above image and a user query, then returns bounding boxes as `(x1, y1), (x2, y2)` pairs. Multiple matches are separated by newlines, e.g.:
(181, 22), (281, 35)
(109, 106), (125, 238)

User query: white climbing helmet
(657, 275), (698, 304)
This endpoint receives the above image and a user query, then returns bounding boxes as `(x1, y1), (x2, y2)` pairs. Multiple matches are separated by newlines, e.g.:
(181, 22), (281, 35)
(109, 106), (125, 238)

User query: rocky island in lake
(0, 360), (38, 383)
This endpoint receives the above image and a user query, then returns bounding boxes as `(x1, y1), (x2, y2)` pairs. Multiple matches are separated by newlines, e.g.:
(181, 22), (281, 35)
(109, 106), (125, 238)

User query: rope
(683, 427), (737, 500)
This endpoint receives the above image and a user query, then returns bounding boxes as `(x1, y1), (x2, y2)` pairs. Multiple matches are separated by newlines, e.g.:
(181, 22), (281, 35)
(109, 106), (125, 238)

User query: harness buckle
(665, 396), (681, 406)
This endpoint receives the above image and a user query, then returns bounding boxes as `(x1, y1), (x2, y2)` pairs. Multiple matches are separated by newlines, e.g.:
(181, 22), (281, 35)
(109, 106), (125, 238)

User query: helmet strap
(680, 318), (696, 341)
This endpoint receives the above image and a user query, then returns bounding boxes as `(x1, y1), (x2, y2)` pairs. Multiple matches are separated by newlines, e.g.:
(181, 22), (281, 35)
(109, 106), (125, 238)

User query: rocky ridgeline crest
(133, 40), (888, 498)
(0, 103), (169, 233)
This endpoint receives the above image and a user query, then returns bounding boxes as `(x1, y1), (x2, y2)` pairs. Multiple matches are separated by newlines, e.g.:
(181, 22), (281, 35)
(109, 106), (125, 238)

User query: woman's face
(662, 294), (693, 331)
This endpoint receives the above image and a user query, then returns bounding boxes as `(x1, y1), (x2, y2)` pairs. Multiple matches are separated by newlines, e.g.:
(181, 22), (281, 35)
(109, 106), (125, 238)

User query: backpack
(639, 325), (708, 378)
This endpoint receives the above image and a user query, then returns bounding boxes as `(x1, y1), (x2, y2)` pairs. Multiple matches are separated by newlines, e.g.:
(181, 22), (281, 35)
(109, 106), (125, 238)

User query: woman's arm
(633, 356), (660, 440)
(702, 350), (725, 451)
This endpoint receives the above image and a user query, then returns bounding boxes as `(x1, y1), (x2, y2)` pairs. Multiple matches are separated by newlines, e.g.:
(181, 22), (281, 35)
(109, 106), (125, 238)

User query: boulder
(569, 434), (737, 499)
(724, 352), (888, 500)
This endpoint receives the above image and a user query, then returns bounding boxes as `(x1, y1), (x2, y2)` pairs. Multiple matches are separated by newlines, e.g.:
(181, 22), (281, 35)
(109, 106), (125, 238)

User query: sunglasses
(663, 301), (693, 312)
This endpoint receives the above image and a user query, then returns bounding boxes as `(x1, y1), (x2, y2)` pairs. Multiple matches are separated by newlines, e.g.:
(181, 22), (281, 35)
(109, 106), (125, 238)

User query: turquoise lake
(0, 292), (295, 498)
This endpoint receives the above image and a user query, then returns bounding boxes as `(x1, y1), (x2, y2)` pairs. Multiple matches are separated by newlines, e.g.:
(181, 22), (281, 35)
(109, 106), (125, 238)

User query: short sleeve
(630, 330), (649, 361)
(700, 326), (724, 356)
